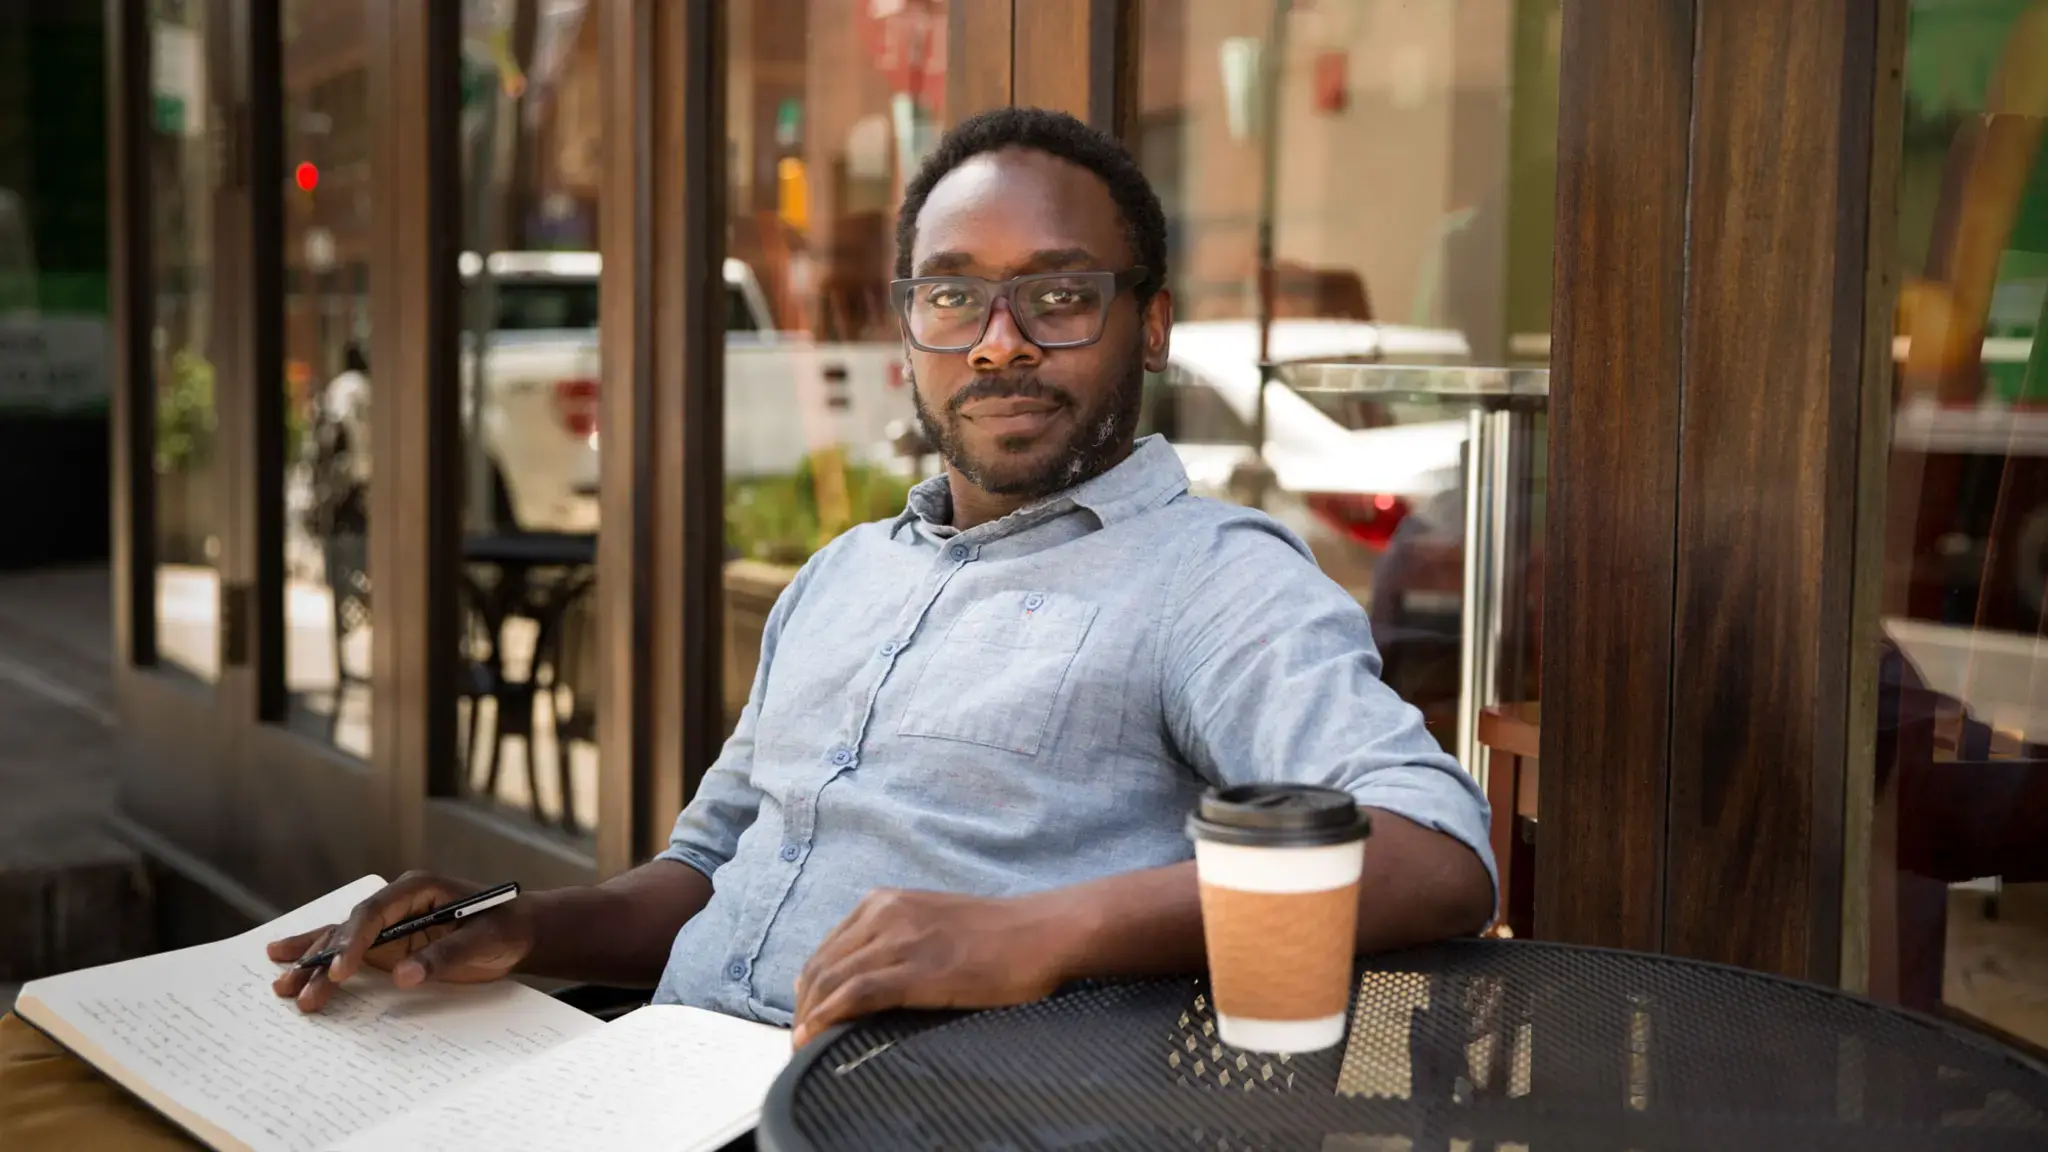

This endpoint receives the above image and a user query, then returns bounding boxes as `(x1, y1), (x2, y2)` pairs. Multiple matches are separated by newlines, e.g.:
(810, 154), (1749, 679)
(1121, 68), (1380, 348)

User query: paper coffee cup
(1187, 784), (1371, 1054)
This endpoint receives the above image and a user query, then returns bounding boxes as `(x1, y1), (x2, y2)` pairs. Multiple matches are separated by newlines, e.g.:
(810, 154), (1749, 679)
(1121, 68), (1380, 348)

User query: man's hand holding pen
(266, 873), (537, 1014)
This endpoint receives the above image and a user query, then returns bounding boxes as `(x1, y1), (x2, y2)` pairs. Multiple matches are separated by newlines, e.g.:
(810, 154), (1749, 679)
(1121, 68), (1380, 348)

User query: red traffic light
(294, 162), (319, 192)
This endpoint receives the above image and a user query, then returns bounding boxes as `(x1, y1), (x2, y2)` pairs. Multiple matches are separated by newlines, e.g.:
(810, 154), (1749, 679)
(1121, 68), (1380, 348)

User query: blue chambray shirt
(651, 434), (1495, 1023)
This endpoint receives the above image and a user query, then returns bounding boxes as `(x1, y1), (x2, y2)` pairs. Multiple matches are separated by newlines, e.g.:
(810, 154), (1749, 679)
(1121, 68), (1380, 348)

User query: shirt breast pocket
(898, 591), (1100, 756)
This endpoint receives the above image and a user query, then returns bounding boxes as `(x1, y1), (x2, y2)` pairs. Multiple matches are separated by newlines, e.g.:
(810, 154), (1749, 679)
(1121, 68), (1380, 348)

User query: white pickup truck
(422, 250), (911, 535)
(313, 251), (1473, 563)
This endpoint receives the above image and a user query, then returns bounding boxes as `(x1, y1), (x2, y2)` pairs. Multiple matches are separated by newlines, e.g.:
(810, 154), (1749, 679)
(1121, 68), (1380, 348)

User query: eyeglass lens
(906, 275), (1109, 350)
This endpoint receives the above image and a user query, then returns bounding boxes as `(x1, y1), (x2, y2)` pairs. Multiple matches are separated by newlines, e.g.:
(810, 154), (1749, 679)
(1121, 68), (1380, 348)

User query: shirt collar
(890, 434), (1189, 540)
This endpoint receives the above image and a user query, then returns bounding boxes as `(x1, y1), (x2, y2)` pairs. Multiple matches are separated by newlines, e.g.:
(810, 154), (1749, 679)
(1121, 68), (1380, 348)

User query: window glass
(281, 0), (373, 756)
(148, 0), (220, 683)
(1136, 0), (1557, 763)
(453, 0), (602, 837)
(721, 0), (944, 733)
(1869, 0), (2047, 1051)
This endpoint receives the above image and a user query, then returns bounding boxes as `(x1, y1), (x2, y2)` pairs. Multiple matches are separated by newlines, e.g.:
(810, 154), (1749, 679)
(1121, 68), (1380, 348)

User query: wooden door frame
(369, 0), (610, 893)
(232, 0), (382, 913)
(951, 0), (1134, 132)
(1536, 0), (1891, 983)
(107, 0), (388, 916)
(106, 0), (258, 891)
(585, 0), (726, 875)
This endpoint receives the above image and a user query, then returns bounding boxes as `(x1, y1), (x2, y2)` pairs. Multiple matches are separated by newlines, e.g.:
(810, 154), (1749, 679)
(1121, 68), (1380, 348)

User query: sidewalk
(0, 565), (138, 1013)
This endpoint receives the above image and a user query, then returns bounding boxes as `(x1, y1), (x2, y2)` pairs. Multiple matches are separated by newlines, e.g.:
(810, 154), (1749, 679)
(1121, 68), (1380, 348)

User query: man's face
(902, 148), (1171, 500)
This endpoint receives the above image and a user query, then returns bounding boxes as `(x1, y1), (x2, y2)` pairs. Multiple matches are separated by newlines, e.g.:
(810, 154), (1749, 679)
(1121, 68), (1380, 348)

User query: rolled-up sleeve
(655, 556), (820, 881)
(1161, 512), (1498, 916)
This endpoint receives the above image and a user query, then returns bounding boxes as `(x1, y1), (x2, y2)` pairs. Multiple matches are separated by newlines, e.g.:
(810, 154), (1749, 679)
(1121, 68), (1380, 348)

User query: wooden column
(1535, 0), (1692, 956)
(1660, 0), (1877, 981)
(1011, 0), (1135, 137)
(365, 0), (459, 875)
(104, 0), (152, 673)
(595, 0), (724, 873)
(949, 0), (1014, 118)
(1540, 0), (1886, 982)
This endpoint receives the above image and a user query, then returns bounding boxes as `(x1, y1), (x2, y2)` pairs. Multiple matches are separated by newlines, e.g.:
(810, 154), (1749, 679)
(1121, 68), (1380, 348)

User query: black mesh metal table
(758, 939), (2048, 1151)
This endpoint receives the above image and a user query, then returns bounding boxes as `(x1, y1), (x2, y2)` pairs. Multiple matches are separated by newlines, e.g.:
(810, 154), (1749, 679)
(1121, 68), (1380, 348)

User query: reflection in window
(1871, 0), (2048, 1053)
(1134, 0), (1557, 759)
(453, 0), (602, 837)
(281, 0), (373, 757)
(149, 0), (220, 684)
(720, 0), (943, 735)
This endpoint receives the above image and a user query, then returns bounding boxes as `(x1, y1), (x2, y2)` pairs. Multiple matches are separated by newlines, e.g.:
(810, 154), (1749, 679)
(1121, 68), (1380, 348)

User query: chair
(1477, 703), (1540, 939)
(1870, 640), (2048, 1020)
(459, 553), (595, 831)
(543, 588), (599, 833)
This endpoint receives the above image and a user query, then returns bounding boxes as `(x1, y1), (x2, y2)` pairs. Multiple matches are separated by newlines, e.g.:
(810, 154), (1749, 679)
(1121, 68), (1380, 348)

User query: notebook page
(327, 1004), (794, 1152)
(17, 875), (603, 1152)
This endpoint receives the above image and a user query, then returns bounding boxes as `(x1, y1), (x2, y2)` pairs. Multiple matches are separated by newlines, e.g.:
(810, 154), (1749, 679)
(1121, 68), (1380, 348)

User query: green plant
(155, 349), (215, 473)
(726, 451), (916, 566)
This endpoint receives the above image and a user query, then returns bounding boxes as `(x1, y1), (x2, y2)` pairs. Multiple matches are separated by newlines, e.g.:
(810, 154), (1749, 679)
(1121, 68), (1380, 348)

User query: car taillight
(553, 378), (599, 439)
(1304, 492), (1410, 550)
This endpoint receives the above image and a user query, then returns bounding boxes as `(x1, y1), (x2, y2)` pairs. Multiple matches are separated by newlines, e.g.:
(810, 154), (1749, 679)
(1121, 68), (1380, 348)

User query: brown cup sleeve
(1197, 880), (1361, 1021)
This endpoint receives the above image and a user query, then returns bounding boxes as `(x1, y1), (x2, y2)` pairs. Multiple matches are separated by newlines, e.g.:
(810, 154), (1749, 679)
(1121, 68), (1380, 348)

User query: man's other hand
(264, 872), (537, 1014)
(791, 889), (1081, 1048)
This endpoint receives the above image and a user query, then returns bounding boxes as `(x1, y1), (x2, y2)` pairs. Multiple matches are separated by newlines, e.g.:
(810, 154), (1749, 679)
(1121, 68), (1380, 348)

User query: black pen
(293, 882), (521, 971)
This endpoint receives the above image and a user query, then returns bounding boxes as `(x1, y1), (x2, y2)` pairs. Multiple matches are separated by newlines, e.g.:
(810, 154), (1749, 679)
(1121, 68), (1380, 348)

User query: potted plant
(153, 349), (216, 566)
(720, 450), (914, 729)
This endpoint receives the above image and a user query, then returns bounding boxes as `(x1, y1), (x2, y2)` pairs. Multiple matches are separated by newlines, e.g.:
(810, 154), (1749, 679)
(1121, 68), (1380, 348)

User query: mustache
(947, 373), (1075, 414)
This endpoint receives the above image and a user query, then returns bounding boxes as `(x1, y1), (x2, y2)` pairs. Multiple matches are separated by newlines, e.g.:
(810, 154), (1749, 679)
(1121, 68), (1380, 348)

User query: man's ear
(1142, 288), (1173, 374)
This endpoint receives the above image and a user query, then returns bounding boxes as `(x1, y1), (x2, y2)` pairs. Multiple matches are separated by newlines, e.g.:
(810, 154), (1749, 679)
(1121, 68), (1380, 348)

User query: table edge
(752, 937), (2048, 1149)
(756, 1020), (858, 1152)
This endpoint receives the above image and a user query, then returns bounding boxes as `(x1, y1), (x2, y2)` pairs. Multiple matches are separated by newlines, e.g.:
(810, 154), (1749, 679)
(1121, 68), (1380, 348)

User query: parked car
(1147, 317), (1490, 748)
(311, 251), (915, 538)
(311, 264), (1481, 570)
(1147, 317), (1473, 600)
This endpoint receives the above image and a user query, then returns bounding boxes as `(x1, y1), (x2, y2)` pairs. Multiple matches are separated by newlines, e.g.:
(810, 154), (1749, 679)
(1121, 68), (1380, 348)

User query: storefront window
(1870, 0), (2047, 1053)
(281, 0), (372, 757)
(148, 0), (219, 683)
(1133, 0), (1556, 759)
(454, 0), (601, 835)
(1134, 1), (1556, 935)
(721, 0), (944, 734)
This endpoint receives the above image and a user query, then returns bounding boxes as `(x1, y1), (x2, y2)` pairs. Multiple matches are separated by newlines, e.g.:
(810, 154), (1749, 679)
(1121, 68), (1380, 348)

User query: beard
(911, 337), (1148, 502)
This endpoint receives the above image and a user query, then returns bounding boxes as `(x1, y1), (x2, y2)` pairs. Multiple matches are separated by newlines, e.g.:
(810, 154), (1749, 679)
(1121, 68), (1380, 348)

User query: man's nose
(968, 300), (1043, 370)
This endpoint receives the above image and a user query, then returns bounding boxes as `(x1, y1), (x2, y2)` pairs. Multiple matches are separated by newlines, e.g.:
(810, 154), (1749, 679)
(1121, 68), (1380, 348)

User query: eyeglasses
(890, 268), (1151, 353)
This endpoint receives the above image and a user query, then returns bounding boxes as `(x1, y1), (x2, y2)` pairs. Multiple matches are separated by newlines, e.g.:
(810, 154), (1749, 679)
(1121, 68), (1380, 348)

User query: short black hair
(895, 107), (1167, 303)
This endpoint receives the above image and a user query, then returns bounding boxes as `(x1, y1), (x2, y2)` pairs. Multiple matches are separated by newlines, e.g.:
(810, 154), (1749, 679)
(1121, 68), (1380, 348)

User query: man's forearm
(516, 859), (714, 987)
(1040, 808), (1494, 984)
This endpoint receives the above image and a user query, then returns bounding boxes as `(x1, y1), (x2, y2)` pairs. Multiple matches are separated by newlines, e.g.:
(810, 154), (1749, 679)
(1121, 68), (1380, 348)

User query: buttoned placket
(730, 532), (982, 1011)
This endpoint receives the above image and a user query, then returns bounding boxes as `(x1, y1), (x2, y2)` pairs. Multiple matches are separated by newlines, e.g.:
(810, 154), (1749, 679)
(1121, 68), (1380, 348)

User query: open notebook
(14, 876), (792, 1152)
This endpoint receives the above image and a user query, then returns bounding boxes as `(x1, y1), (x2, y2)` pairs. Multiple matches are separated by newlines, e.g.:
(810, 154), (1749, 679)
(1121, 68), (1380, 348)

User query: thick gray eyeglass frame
(889, 267), (1152, 353)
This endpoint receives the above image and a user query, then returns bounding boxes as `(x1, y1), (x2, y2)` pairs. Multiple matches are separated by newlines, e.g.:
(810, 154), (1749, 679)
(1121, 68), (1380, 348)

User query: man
(0, 108), (1491, 1148)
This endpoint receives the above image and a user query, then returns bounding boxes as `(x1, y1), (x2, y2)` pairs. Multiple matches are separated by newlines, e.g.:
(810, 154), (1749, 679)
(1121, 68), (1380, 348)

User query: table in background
(761, 939), (2048, 1151)
(460, 531), (597, 829)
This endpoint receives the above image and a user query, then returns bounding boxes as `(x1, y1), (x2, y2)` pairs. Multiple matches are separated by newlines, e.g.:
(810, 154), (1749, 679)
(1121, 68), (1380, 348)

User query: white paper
(327, 1004), (793, 1152)
(19, 875), (603, 1152)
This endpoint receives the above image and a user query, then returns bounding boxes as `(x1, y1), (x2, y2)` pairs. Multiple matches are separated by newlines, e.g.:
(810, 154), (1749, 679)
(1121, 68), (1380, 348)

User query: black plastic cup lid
(1185, 784), (1372, 848)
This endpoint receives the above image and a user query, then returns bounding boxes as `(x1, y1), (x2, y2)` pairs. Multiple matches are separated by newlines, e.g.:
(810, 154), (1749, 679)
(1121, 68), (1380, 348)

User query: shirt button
(779, 844), (800, 862)
(829, 746), (855, 767)
(879, 640), (902, 656)
(1024, 592), (1045, 611)
(949, 544), (969, 561)
(727, 959), (748, 981)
